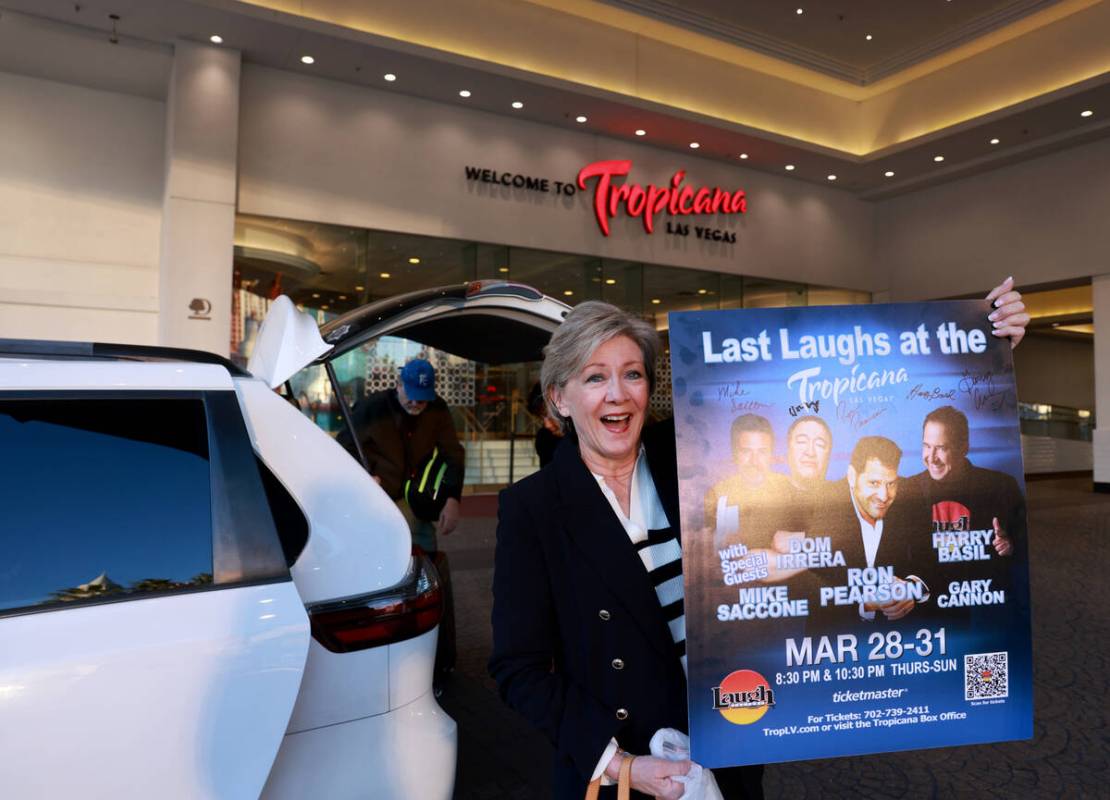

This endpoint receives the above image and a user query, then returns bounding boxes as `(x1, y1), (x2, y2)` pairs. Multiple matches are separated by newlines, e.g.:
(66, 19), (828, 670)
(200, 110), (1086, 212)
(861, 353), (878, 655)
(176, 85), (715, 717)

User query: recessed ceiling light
(865, 34), (873, 41)
(689, 142), (700, 149)
(498, 266), (510, 273)
(311, 293), (320, 299)
(785, 164), (795, 171)
(355, 285), (365, 291)
(697, 288), (708, 295)
(511, 101), (523, 109)
(383, 73), (397, 82)
(796, 8), (804, 14)
(605, 278), (617, 285)
(321, 304), (329, 310)
(989, 138), (1000, 145)
(563, 290), (574, 296)
(933, 155), (945, 162)
(575, 115), (588, 123)
(339, 295), (348, 300)
(1080, 109), (1093, 117)
(301, 55), (315, 65)
(408, 257), (421, 264)
(458, 90), (471, 98)
(380, 272), (391, 279)
(635, 129), (646, 136)
(651, 298), (661, 304)
(827, 174), (837, 181)
(209, 34), (223, 44)
(884, 170), (895, 177)
(739, 153), (749, 159)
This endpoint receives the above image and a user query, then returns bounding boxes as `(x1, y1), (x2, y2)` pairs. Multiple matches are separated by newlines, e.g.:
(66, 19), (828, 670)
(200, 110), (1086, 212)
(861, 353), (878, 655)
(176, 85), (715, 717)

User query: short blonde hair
(540, 301), (659, 433)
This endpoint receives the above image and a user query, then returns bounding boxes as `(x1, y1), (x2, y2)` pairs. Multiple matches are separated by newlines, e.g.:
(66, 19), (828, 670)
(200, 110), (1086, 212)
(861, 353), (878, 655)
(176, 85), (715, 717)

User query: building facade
(1, 1), (1107, 484)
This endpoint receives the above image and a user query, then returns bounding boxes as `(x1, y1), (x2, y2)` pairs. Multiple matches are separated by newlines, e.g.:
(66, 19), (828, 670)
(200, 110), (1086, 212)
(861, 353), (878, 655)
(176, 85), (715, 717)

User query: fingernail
(994, 298), (1003, 307)
(988, 311), (998, 321)
(1006, 276), (1013, 283)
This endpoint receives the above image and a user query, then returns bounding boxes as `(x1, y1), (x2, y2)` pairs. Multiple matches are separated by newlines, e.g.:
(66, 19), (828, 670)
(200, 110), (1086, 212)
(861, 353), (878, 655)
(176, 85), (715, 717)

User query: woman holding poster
(489, 280), (1027, 798)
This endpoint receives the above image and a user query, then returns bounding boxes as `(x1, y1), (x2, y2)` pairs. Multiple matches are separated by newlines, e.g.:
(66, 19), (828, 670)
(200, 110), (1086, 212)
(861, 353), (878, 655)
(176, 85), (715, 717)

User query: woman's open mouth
(600, 413), (632, 433)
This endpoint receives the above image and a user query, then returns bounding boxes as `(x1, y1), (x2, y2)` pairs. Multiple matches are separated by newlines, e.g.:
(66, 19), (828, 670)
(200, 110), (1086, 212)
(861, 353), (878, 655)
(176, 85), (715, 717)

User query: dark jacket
(339, 389), (465, 502)
(900, 461), (1026, 598)
(489, 425), (685, 797)
(803, 480), (928, 628)
(901, 461), (1024, 537)
(489, 422), (761, 799)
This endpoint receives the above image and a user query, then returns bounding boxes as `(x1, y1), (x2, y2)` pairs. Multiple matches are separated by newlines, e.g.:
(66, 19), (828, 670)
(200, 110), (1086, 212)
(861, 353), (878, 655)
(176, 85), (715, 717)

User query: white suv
(0, 281), (566, 799)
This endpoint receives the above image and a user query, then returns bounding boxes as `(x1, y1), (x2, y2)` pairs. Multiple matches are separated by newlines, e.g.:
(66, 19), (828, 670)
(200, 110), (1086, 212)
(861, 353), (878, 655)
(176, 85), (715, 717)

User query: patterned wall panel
(651, 354), (673, 419)
(364, 337), (476, 407)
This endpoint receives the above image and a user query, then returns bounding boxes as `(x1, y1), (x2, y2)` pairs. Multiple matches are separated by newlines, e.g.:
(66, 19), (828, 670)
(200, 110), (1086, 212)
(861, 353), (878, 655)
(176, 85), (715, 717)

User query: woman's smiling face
(552, 335), (649, 469)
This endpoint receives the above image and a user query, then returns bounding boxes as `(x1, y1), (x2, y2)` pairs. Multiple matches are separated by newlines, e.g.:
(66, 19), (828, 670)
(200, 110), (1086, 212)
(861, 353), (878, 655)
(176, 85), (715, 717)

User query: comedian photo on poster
(669, 300), (1033, 768)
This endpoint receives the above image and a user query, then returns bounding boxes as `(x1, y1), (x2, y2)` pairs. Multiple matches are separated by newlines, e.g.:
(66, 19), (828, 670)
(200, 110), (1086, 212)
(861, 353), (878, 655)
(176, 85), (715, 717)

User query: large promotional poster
(669, 301), (1033, 767)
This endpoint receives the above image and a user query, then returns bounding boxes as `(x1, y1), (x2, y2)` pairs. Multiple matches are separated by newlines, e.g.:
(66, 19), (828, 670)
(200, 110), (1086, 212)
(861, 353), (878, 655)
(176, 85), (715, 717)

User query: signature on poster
(959, 369), (1014, 411)
(788, 400), (820, 417)
(906, 384), (957, 402)
(717, 381), (771, 413)
(836, 401), (891, 432)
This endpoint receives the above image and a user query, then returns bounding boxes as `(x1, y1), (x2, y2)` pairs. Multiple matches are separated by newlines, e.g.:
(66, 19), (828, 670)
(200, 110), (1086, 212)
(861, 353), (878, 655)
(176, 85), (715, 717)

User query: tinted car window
(0, 398), (213, 614)
(255, 456), (309, 568)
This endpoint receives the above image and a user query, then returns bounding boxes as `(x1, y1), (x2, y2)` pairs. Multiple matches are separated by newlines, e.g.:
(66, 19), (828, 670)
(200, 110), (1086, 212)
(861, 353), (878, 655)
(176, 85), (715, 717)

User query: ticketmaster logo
(832, 687), (909, 703)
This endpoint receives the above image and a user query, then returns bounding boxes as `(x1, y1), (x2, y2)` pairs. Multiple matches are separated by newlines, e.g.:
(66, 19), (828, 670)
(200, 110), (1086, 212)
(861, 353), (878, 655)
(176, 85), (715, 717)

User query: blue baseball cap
(400, 358), (436, 402)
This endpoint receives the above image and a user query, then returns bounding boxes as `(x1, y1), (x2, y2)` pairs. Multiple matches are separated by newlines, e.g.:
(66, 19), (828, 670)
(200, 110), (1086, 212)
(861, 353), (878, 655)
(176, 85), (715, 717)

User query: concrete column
(1093, 274), (1110, 490)
(158, 40), (240, 354)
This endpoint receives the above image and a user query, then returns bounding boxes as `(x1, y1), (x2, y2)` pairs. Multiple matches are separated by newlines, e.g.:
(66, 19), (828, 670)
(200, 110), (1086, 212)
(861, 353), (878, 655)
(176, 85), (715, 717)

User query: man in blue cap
(341, 357), (465, 686)
(342, 357), (465, 551)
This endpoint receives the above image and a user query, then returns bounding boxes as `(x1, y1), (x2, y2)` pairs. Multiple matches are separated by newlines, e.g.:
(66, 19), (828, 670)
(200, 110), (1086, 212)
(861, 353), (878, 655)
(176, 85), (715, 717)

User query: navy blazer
(489, 421), (689, 798)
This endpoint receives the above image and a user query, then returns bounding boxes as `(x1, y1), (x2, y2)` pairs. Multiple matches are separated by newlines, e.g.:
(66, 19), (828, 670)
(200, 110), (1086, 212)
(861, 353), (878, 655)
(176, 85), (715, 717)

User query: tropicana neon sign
(576, 160), (747, 236)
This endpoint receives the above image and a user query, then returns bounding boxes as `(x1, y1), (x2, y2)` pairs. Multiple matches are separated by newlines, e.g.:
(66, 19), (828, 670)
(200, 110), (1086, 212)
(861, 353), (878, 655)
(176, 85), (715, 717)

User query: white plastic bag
(648, 728), (724, 800)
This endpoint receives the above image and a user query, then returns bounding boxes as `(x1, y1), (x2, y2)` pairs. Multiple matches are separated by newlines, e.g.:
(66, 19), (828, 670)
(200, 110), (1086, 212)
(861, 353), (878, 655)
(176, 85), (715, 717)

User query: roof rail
(0, 339), (251, 377)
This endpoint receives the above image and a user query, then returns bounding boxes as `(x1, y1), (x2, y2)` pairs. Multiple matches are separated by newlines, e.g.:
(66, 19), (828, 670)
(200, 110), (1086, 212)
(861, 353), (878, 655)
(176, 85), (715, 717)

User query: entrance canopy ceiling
(2, 0), (1107, 198)
(600, 0), (1065, 83)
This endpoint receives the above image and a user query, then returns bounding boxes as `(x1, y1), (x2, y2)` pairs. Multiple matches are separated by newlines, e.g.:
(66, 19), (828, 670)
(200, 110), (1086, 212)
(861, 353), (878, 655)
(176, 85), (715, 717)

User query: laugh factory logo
(712, 669), (776, 724)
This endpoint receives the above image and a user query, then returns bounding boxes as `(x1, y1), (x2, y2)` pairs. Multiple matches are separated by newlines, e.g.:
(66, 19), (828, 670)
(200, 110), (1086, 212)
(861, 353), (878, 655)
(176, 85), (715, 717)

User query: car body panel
(262, 688), (457, 800)
(234, 377), (412, 603)
(284, 636), (391, 733)
(388, 624), (439, 710)
(0, 584), (308, 799)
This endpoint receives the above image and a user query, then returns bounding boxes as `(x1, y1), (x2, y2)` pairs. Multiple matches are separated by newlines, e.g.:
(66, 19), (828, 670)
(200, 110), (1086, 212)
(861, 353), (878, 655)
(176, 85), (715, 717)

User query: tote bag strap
(584, 755), (633, 800)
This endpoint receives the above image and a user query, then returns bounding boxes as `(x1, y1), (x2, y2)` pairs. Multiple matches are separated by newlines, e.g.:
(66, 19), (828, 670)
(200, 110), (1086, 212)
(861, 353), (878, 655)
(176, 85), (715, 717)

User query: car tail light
(308, 549), (443, 653)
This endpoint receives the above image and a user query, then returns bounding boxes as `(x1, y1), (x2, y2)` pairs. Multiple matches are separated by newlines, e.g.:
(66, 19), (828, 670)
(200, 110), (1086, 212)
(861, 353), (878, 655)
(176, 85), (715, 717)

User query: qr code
(965, 652), (1009, 700)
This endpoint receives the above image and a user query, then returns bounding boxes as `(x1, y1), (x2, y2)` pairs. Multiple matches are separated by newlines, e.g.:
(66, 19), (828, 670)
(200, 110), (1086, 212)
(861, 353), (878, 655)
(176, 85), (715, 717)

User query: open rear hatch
(317, 281), (569, 365)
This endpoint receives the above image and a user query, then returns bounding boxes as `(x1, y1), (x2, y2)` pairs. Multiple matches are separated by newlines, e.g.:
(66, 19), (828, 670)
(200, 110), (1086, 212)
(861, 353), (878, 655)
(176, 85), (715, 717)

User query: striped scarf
(633, 525), (687, 671)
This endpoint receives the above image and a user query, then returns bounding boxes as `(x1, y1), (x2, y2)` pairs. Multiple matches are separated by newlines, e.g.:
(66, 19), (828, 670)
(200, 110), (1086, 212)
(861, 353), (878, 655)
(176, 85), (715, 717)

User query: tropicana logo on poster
(463, 160), (748, 241)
